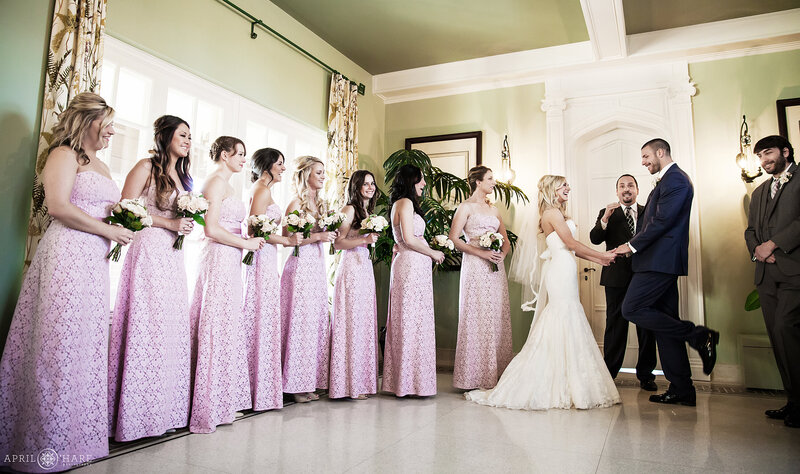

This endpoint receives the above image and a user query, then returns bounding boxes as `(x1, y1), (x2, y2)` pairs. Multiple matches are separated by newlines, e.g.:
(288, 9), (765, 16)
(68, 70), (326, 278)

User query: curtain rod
(216, 0), (365, 95)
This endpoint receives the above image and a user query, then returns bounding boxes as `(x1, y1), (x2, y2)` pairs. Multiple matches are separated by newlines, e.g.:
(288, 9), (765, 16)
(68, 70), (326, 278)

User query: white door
(575, 127), (657, 370)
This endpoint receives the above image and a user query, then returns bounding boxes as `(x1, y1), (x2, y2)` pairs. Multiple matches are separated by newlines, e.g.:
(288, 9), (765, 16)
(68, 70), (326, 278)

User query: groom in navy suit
(614, 138), (719, 406)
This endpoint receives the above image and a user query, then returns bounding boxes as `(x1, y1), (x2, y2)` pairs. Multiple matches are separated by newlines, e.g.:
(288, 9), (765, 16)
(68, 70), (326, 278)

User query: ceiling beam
(373, 8), (800, 104)
(579, 0), (627, 60)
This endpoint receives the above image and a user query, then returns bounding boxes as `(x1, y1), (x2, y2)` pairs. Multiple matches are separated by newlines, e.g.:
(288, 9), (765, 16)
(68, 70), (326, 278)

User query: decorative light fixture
(499, 134), (516, 184)
(736, 115), (762, 183)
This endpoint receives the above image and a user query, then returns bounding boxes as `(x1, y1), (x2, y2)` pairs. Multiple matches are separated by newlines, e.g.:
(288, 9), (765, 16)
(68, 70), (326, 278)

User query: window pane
(166, 88), (195, 124)
(115, 68), (150, 124)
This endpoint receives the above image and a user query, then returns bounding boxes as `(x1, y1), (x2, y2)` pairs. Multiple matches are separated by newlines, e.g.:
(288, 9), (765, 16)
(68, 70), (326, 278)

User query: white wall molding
(374, 8), (800, 104)
(580, 0), (627, 60)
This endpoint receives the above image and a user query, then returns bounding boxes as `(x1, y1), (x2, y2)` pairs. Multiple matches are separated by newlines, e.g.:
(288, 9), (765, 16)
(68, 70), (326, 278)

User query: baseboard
(711, 364), (743, 385)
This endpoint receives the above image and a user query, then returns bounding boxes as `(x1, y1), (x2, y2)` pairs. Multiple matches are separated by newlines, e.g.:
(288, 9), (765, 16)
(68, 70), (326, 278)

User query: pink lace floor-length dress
(242, 203), (283, 410)
(189, 196), (251, 433)
(453, 213), (513, 389)
(381, 212), (437, 397)
(108, 185), (191, 441)
(328, 230), (378, 399)
(280, 234), (330, 393)
(0, 171), (119, 473)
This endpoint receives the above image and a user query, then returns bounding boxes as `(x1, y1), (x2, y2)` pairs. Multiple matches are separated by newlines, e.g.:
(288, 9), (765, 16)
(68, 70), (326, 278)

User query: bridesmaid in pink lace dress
(329, 170), (380, 399)
(108, 116), (195, 441)
(382, 165), (445, 397)
(280, 156), (337, 403)
(189, 136), (265, 434)
(243, 148), (301, 411)
(0, 93), (134, 473)
(449, 166), (513, 390)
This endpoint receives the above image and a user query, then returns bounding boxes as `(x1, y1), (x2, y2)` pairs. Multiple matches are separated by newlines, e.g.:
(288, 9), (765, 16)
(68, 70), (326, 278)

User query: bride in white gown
(466, 175), (621, 410)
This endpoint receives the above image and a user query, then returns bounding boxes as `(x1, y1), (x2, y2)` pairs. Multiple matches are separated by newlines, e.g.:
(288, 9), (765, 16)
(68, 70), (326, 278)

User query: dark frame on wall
(405, 131), (483, 170)
(777, 98), (800, 150)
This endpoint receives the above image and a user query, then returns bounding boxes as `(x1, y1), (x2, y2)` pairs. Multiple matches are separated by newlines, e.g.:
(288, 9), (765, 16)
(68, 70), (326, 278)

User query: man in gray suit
(745, 135), (800, 428)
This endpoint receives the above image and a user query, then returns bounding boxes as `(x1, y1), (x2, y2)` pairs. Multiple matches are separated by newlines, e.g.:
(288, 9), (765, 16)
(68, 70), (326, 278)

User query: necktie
(770, 177), (780, 199)
(624, 207), (635, 238)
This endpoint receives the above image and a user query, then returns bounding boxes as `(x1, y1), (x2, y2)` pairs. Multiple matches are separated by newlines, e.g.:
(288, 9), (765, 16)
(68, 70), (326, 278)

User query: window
(100, 36), (327, 306)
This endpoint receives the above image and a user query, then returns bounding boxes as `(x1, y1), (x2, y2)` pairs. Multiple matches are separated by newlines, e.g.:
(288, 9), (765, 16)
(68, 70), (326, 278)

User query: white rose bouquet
(106, 197), (152, 261)
(320, 210), (347, 254)
(242, 214), (280, 265)
(286, 209), (315, 257)
(173, 191), (209, 250)
(478, 231), (504, 272)
(430, 234), (455, 270)
(359, 214), (389, 248)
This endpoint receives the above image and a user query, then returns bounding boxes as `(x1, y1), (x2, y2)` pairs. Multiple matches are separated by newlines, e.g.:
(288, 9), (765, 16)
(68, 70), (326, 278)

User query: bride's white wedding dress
(465, 220), (620, 410)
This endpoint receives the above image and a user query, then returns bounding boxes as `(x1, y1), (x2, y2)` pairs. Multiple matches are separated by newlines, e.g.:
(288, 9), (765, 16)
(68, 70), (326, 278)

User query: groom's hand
(613, 243), (631, 256)
(754, 240), (777, 262)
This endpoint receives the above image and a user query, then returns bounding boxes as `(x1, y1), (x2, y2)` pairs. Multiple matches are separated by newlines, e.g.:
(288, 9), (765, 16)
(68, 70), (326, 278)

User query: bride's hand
(598, 251), (616, 266)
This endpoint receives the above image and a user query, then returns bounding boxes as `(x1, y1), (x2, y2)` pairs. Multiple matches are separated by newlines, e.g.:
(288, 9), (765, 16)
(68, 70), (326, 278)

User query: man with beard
(745, 135), (800, 428)
(591, 174), (657, 391)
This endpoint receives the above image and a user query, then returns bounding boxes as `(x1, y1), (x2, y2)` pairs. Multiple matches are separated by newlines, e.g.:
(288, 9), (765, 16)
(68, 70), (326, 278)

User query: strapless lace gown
(453, 213), (513, 389)
(108, 185), (191, 441)
(0, 171), (119, 472)
(466, 221), (620, 410)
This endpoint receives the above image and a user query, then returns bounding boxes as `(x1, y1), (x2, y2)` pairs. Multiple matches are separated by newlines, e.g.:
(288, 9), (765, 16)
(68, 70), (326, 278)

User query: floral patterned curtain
(24, 0), (107, 266)
(324, 73), (359, 211)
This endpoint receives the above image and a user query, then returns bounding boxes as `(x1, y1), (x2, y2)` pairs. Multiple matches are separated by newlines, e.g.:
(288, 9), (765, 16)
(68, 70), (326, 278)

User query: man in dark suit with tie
(745, 135), (800, 428)
(614, 138), (719, 406)
(590, 174), (657, 391)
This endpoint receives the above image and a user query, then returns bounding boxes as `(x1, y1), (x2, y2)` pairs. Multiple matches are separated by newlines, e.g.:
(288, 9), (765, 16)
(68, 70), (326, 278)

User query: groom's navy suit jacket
(630, 164), (693, 276)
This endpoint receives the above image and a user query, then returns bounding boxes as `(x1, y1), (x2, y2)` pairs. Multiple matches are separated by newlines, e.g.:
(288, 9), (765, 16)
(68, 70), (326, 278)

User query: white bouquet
(106, 198), (152, 261)
(174, 191), (209, 249)
(320, 210), (347, 254)
(431, 234), (455, 251)
(359, 214), (389, 248)
(286, 210), (315, 257)
(242, 214), (280, 265)
(478, 231), (504, 272)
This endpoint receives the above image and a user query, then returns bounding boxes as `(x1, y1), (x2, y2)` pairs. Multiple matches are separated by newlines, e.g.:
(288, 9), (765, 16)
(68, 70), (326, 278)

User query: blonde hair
(537, 174), (569, 229)
(292, 155), (327, 217)
(47, 92), (114, 168)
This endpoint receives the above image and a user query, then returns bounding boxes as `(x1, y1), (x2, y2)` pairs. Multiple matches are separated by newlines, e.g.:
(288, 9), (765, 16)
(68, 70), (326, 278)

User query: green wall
(0, 0), (53, 352)
(383, 84), (548, 352)
(689, 49), (800, 366)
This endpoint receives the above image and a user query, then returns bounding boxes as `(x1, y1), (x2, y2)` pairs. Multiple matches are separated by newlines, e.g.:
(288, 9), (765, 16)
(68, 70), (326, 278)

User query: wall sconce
(736, 115), (762, 183)
(499, 134), (516, 184)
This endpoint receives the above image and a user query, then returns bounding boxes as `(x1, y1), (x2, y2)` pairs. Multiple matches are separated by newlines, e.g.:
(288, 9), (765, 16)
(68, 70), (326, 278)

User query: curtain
(24, 0), (108, 265)
(324, 73), (359, 211)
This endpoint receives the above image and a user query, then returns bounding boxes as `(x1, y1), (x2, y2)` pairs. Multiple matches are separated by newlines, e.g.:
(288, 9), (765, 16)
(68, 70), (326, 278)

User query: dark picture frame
(777, 98), (800, 150)
(405, 131), (482, 177)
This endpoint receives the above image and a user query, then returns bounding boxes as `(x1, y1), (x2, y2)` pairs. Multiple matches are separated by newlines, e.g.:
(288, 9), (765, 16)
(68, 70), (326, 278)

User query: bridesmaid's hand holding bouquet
(242, 214), (280, 265)
(106, 198), (152, 261)
(430, 234), (454, 270)
(173, 192), (209, 250)
(359, 214), (389, 248)
(478, 231), (504, 272)
(320, 210), (347, 254)
(286, 210), (315, 257)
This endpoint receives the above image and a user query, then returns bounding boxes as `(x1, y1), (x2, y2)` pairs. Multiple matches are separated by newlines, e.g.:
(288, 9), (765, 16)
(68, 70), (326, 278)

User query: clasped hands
(753, 240), (777, 264)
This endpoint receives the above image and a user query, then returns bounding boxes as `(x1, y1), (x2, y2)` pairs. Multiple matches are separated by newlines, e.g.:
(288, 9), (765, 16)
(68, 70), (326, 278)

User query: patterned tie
(624, 206), (635, 238)
(770, 177), (780, 199)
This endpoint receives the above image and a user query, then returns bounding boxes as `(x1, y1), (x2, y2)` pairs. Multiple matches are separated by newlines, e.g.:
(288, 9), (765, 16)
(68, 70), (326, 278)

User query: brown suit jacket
(745, 162), (800, 285)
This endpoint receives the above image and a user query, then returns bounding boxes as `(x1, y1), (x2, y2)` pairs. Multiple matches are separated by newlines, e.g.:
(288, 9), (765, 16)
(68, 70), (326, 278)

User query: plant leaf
(744, 289), (761, 311)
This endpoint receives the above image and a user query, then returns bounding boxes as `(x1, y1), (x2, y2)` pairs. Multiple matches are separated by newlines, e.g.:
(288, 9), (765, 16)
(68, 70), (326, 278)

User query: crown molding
(374, 8), (800, 104)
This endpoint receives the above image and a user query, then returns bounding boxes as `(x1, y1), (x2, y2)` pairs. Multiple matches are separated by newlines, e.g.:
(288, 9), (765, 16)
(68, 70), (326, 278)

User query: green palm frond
(494, 181), (529, 206)
(427, 166), (470, 203)
(383, 148), (431, 182)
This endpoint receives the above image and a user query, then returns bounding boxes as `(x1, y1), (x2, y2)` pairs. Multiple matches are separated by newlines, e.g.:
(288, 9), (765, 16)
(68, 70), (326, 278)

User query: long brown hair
(148, 115), (192, 211)
(346, 170), (377, 229)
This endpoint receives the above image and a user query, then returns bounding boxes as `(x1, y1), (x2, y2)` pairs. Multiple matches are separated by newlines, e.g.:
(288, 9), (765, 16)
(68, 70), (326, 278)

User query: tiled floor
(78, 374), (800, 473)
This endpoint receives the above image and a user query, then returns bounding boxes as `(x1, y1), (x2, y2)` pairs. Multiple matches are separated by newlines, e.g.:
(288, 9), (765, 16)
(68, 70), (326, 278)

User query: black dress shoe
(765, 403), (793, 420)
(784, 409), (800, 428)
(697, 328), (720, 375)
(640, 380), (658, 392)
(649, 391), (696, 406)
